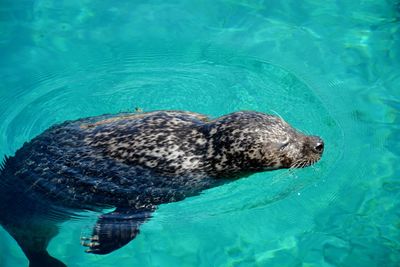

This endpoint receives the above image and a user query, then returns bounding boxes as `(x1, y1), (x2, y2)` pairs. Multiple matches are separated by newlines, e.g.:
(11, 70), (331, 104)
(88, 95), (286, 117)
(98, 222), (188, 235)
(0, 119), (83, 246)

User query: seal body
(0, 110), (324, 267)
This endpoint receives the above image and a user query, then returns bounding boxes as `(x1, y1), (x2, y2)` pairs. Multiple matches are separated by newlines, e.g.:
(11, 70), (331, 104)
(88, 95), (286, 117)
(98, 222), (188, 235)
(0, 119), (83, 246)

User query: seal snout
(310, 136), (324, 154)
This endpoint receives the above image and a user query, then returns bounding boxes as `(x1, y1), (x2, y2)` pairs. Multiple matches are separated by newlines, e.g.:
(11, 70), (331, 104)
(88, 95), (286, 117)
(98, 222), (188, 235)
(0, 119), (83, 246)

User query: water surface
(0, 0), (399, 266)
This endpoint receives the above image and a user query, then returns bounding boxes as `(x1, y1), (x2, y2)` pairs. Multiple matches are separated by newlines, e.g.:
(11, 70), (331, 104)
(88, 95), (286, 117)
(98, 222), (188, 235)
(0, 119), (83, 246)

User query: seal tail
(0, 155), (10, 176)
(0, 155), (12, 216)
(27, 252), (67, 267)
(4, 223), (67, 267)
(0, 155), (67, 267)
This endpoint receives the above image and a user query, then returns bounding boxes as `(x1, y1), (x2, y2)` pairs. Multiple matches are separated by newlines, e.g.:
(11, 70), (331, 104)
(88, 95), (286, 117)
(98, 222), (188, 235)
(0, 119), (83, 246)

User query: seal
(0, 110), (324, 267)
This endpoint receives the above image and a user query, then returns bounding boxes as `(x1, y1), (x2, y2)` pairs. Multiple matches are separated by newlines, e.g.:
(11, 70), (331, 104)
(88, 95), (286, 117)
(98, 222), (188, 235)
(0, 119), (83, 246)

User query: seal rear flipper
(3, 222), (66, 267)
(26, 251), (67, 267)
(82, 206), (156, 254)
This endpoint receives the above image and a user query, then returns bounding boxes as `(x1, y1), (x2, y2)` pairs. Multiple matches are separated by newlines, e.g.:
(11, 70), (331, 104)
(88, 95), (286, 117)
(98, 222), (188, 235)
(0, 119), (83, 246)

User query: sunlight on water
(1, 0), (399, 266)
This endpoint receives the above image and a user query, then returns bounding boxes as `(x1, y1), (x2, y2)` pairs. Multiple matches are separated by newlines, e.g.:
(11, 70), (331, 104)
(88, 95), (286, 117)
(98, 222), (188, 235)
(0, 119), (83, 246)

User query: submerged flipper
(81, 206), (156, 254)
(3, 222), (66, 267)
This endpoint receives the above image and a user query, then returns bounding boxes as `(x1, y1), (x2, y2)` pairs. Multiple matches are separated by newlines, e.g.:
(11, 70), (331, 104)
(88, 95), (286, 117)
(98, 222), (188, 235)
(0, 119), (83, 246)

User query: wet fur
(0, 110), (323, 266)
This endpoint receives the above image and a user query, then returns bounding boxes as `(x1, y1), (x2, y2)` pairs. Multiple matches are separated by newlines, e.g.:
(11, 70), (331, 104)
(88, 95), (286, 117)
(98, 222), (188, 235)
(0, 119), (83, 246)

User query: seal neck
(203, 124), (262, 179)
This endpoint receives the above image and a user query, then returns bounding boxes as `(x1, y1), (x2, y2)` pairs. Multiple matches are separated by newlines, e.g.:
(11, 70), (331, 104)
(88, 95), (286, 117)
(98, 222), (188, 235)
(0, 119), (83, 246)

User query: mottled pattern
(0, 110), (324, 211)
(205, 111), (324, 177)
(1, 111), (219, 211)
(0, 110), (323, 265)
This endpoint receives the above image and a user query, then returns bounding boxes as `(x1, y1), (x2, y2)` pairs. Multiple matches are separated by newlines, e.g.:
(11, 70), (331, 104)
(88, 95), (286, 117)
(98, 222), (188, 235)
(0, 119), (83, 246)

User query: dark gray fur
(0, 110), (323, 267)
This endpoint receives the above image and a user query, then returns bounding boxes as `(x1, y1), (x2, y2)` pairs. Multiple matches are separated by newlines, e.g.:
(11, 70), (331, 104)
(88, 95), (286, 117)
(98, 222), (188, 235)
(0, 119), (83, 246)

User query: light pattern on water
(0, 0), (399, 266)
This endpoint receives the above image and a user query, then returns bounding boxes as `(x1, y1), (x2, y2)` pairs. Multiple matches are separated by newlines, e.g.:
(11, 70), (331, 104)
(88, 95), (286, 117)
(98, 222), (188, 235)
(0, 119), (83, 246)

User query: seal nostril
(314, 142), (324, 152)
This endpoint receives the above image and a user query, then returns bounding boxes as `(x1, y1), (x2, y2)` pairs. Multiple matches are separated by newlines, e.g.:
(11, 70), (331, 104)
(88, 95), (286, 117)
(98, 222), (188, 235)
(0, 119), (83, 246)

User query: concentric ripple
(0, 39), (345, 266)
(1, 0), (400, 266)
(0, 48), (339, 215)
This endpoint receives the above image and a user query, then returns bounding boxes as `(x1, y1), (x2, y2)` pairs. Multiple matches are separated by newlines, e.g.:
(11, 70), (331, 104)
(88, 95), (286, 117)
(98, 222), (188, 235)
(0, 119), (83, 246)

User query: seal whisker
(291, 159), (302, 168)
(291, 160), (303, 169)
(269, 109), (285, 123)
(289, 161), (299, 169)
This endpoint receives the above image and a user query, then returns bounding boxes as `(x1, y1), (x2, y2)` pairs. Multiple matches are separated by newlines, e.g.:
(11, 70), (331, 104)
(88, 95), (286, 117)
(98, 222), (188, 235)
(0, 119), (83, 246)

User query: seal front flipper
(82, 206), (156, 254)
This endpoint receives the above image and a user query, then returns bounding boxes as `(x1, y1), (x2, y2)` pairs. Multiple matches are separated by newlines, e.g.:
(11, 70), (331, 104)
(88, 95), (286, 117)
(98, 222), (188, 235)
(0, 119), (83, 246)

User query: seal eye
(279, 142), (289, 151)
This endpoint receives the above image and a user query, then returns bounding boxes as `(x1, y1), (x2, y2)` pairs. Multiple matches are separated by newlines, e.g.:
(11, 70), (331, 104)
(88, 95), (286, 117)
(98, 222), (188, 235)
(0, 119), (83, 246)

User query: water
(0, 0), (399, 266)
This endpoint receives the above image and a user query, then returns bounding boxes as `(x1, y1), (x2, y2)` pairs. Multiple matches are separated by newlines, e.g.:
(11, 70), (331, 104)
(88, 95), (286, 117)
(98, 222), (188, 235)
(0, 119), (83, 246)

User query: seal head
(206, 111), (324, 177)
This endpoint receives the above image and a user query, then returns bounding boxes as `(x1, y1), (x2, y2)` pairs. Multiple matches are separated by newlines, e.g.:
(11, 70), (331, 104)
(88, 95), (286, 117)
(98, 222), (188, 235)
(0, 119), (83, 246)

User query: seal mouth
(289, 136), (324, 169)
(290, 157), (321, 168)
(289, 150), (323, 168)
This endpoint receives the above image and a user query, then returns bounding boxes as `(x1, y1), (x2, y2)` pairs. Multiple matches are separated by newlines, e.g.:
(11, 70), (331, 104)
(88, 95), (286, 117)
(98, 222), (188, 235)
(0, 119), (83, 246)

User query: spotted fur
(1, 110), (323, 208)
(0, 110), (323, 266)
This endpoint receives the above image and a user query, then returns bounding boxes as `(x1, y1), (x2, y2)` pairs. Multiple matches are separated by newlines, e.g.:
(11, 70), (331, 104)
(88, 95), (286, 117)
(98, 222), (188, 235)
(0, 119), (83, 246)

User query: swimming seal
(0, 110), (324, 267)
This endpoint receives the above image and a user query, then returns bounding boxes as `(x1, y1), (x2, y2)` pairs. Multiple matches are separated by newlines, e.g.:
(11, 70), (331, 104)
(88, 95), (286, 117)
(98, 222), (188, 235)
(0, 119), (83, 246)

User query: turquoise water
(0, 0), (399, 266)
